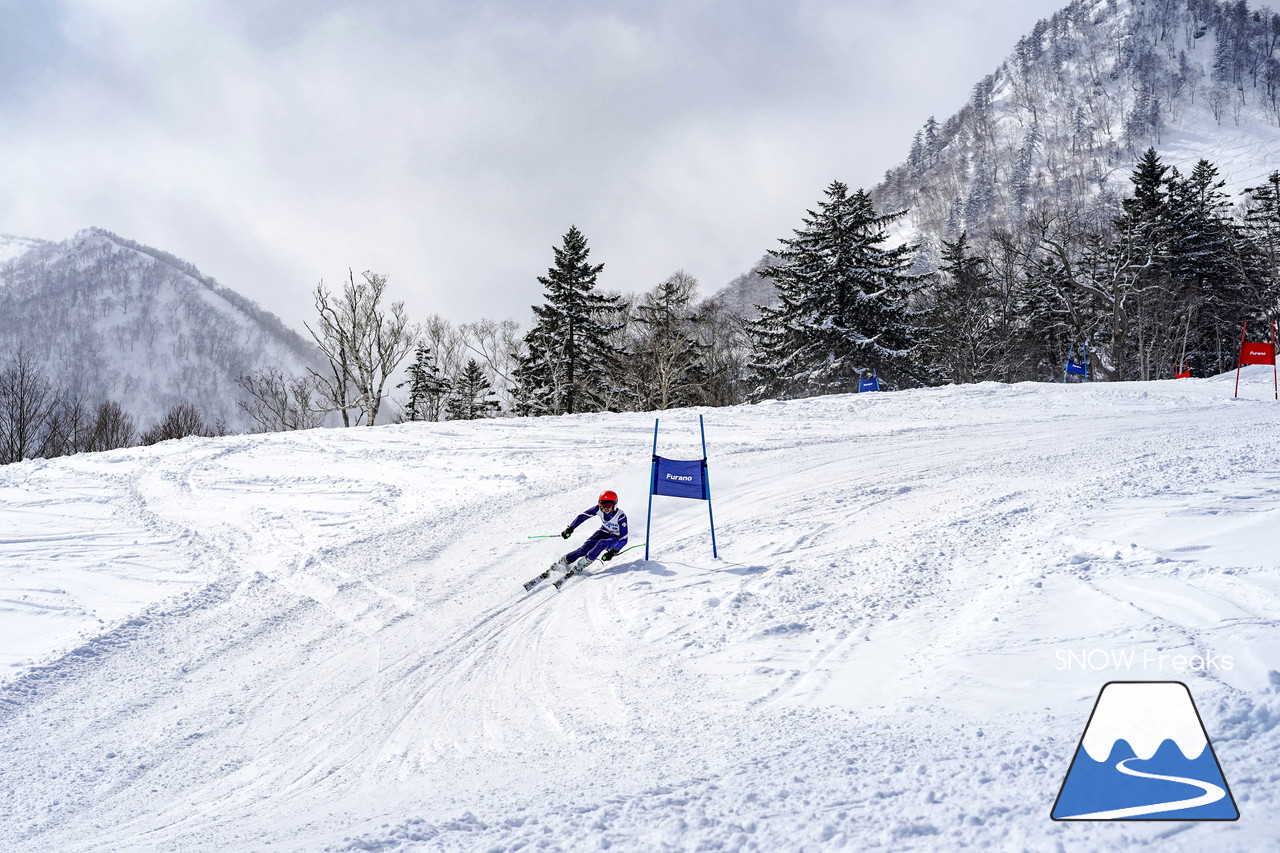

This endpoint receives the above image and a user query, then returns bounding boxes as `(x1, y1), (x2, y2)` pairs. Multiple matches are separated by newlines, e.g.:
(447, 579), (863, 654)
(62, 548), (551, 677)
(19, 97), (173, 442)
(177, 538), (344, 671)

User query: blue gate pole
(1064, 344), (1072, 383)
(645, 419), (658, 560)
(700, 415), (718, 559)
(1083, 343), (1089, 382)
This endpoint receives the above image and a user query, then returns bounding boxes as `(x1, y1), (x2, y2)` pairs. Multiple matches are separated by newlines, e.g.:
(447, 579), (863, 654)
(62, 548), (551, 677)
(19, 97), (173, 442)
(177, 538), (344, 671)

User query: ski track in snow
(0, 375), (1278, 851)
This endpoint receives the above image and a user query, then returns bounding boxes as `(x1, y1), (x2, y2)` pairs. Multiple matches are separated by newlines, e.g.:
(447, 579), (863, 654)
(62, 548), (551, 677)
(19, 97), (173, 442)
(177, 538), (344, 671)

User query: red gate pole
(1272, 320), (1278, 401)
(1234, 322), (1248, 398)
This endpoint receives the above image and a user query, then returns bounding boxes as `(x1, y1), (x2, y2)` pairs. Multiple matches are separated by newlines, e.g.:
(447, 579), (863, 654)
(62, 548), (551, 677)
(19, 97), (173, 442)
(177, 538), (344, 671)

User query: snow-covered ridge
(0, 227), (322, 428)
(873, 0), (1280, 261)
(0, 234), (46, 267)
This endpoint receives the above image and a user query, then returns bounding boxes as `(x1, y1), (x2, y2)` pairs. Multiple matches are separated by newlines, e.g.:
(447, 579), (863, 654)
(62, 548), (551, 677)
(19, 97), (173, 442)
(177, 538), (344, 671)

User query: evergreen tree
(446, 359), (500, 421)
(1094, 152), (1267, 378)
(748, 181), (926, 399)
(1099, 148), (1178, 379)
(986, 230), (1043, 382)
(1012, 125), (1042, 208)
(399, 343), (450, 422)
(1166, 159), (1265, 374)
(923, 115), (940, 164)
(1017, 254), (1079, 380)
(923, 234), (1002, 384)
(1243, 171), (1280, 309)
(513, 226), (625, 415)
(908, 131), (925, 172)
(1113, 148), (1174, 298)
(1123, 148), (1172, 224)
(1167, 159), (1235, 286)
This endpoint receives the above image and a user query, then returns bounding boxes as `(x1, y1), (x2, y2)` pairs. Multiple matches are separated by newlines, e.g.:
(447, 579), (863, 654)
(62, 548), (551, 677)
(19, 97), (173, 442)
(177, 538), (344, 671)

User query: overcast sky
(1, 0), (1069, 332)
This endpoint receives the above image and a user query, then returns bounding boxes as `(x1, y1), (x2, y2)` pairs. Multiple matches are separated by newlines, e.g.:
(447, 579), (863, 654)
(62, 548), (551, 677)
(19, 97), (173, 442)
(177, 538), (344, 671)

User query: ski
(551, 556), (636, 591)
(522, 569), (551, 592)
(552, 569), (581, 591)
(524, 559), (570, 592)
(527, 556), (621, 593)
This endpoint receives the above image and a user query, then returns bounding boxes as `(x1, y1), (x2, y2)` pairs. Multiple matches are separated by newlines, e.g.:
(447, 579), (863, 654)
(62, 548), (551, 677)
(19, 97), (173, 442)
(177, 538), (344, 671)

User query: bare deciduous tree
(305, 279), (357, 427)
(1208, 82), (1230, 123)
(139, 402), (218, 446)
(630, 271), (706, 411)
(459, 317), (523, 413)
(236, 368), (324, 433)
(42, 395), (92, 458)
(422, 314), (467, 386)
(0, 350), (64, 464)
(694, 297), (752, 407)
(86, 400), (136, 452)
(305, 270), (416, 426)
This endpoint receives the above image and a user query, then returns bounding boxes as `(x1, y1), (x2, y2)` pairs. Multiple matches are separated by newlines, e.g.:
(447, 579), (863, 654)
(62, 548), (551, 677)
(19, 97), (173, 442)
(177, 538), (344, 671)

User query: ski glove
(561, 526), (574, 539)
(601, 549), (619, 562)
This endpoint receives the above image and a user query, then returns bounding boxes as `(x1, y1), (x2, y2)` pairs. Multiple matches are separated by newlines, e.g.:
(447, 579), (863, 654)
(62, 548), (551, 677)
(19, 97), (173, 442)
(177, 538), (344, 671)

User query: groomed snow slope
(2, 372), (1279, 851)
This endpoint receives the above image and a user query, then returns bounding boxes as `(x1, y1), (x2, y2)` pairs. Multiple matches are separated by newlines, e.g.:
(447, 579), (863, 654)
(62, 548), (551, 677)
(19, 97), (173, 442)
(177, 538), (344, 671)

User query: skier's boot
(569, 557), (593, 574)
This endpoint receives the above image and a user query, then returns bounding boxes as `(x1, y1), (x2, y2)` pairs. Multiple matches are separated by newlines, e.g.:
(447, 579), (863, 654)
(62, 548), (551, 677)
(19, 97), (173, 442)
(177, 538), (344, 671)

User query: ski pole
(526, 534), (561, 540)
(616, 543), (646, 555)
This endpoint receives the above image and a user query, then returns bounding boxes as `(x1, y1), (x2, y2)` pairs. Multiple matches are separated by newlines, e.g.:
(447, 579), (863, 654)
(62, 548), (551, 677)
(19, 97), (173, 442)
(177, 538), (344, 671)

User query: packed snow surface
(2, 371), (1279, 851)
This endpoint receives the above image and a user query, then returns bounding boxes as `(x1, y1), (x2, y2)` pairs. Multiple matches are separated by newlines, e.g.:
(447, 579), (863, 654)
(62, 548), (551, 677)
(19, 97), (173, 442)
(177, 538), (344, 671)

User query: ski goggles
(598, 500), (616, 509)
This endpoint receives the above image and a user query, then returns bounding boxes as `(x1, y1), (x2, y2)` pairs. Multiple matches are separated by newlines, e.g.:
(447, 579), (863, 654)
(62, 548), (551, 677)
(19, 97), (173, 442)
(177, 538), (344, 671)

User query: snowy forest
(875, 0), (1280, 381)
(4, 0), (1280, 464)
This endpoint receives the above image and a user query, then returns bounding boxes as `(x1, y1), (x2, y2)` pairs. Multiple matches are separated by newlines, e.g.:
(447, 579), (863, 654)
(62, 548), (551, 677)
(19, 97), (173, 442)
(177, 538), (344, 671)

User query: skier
(552, 489), (629, 575)
(522, 490), (630, 592)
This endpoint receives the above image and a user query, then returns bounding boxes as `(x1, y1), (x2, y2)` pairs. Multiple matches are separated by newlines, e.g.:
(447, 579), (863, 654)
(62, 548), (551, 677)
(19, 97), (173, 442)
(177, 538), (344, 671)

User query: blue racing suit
(564, 504), (629, 562)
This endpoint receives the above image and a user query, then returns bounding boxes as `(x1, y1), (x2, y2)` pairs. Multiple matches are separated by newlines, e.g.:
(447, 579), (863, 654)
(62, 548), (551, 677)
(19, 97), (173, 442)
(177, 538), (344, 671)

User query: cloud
(0, 0), (1068, 332)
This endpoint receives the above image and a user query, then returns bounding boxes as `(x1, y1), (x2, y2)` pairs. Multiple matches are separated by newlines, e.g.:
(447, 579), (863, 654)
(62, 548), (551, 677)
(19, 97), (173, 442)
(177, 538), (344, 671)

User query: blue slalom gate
(1065, 343), (1089, 382)
(646, 415), (718, 560)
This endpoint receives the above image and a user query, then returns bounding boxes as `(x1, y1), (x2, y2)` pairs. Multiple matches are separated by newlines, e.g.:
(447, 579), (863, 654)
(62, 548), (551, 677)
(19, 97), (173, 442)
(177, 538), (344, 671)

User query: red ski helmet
(598, 490), (618, 506)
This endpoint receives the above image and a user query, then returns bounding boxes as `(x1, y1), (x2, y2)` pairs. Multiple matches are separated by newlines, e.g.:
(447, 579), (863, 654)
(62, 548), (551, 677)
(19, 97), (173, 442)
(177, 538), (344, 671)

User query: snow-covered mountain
(1, 371), (1277, 850)
(874, 0), (1280, 266)
(713, 0), (1280, 317)
(0, 234), (47, 265)
(0, 228), (323, 430)
(708, 254), (778, 319)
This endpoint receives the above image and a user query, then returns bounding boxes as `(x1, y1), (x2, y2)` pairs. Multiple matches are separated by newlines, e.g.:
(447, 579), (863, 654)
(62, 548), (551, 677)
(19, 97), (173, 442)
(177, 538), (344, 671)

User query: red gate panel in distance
(1239, 342), (1276, 365)
(1234, 320), (1279, 400)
